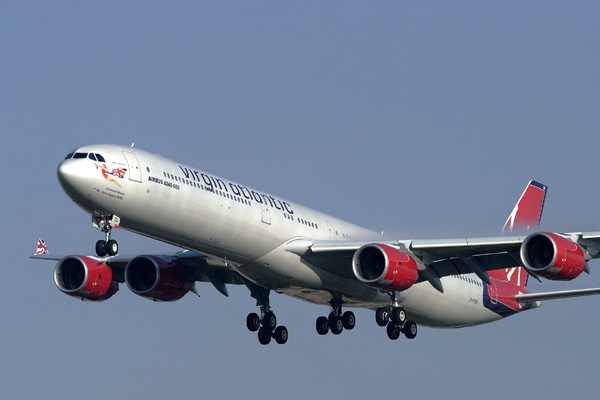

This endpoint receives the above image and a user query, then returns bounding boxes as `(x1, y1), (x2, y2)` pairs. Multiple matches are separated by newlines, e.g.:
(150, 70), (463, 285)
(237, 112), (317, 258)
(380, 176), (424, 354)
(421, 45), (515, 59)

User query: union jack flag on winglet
(35, 238), (49, 255)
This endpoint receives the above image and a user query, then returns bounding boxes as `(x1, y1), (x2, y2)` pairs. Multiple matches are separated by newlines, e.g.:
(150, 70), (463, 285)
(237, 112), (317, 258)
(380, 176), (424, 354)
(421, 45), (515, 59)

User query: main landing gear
(246, 308), (288, 345)
(93, 215), (119, 257)
(244, 284), (288, 345)
(375, 305), (418, 340)
(315, 299), (355, 336)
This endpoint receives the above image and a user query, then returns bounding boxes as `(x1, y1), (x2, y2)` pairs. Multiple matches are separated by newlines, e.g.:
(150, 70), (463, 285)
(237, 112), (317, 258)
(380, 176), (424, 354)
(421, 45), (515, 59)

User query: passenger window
(88, 153), (97, 161)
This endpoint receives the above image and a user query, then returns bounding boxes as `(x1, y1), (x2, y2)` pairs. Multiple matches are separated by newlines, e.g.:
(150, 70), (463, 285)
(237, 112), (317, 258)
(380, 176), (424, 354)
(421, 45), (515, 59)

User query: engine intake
(352, 244), (419, 291)
(520, 232), (586, 281)
(125, 255), (190, 301)
(54, 256), (118, 301)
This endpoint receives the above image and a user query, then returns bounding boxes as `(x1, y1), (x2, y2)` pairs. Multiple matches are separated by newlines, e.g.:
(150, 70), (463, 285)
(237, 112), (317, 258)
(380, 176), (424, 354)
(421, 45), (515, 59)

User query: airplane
(32, 144), (600, 345)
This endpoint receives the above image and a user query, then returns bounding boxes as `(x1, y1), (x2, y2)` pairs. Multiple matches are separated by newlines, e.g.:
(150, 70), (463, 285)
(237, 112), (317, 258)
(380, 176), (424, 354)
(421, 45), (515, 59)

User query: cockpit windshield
(64, 152), (106, 162)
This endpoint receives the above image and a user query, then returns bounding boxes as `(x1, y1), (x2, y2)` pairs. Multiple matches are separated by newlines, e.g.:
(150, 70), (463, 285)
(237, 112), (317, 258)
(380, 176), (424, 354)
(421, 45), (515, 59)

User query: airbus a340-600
(33, 144), (600, 345)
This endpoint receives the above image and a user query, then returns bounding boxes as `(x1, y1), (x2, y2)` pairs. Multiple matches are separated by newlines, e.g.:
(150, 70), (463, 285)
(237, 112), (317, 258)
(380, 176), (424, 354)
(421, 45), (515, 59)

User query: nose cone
(57, 159), (85, 200)
(57, 159), (75, 187)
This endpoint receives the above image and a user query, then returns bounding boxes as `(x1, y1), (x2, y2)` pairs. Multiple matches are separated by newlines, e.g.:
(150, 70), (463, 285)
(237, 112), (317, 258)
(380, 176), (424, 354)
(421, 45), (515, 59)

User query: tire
(262, 311), (277, 331)
(106, 239), (118, 256)
(404, 320), (417, 339)
(375, 308), (389, 327)
(386, 322), (401, 340)
(342, 311), (356, 330)
(95, 240), (107, 257)
(391, 307), (406, 325)
(316, 316), (329, 335)
(330, 316), (344, 335)
(258, 327), (271, 345)
(246, 313), (260, 332)
(274, 326), (288, 344)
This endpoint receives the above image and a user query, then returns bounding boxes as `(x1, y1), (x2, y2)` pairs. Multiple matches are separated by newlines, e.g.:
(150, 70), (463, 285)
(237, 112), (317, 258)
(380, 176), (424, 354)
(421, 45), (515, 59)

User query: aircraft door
(122, 151), (142, 183)
(261, 205), (271, 225)
(325, 221), (336, 240)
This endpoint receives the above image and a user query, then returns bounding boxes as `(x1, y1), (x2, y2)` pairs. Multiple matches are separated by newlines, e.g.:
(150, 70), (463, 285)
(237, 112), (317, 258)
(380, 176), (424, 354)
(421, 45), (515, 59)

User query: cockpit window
(88, 153), (97, 161)
(95, 154), (106, 162)
(72, 153), (87, 159)
(65, 153), (74, 159)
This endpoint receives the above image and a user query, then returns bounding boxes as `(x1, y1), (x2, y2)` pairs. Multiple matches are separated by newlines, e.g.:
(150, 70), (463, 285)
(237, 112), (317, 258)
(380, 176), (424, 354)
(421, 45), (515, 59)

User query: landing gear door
(122, 151), (142, 183)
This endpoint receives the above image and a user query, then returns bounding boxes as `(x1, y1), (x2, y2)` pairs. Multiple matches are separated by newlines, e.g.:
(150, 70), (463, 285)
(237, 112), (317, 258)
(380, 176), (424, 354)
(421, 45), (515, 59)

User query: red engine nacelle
(520, 232), (586, 281)
(125, 255), (190, 301)
(54, 256), (119, 301)
(352, 244), (419, 291)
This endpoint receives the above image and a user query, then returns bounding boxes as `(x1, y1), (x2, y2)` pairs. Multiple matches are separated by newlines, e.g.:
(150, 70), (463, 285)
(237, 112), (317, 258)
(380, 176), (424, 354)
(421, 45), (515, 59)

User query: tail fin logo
(503, 266), (527, 288)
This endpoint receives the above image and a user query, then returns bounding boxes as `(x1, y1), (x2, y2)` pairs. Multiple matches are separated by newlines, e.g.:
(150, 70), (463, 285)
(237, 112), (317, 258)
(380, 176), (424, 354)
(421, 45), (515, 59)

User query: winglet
(35, 238), (49, 255)
(502, 180), (548, 233)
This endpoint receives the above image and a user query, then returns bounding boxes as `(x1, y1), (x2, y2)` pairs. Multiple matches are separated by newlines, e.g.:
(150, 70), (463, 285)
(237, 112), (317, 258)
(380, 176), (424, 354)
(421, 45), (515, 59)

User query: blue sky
(2, 2), (600, 399)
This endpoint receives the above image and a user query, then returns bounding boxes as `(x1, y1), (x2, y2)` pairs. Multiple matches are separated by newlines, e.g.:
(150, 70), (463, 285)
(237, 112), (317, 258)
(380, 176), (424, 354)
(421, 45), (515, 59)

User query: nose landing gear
(93, 215), (120, 257)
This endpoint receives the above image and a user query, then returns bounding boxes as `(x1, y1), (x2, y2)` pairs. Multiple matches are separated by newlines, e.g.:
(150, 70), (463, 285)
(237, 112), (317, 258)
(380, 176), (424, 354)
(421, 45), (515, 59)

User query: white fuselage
(57, 144), (505, 328)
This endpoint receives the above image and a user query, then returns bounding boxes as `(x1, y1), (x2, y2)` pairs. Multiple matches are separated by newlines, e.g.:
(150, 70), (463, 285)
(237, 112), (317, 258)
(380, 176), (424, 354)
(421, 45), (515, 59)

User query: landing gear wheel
(330, 316), (344, 335)
(404, 320), (417, 339)
(106, 239), (118, 256)
(386, 322), (401, 340)
(95, 240), (107, 257)
(316, 316), (329, 335)
(375, 308), (389, 327)
(391, 307), (406, 325)
(262, 311), (277, 331)
(246, 313), (260, 332)
(274, 326), (288, 344)
(342, 311), (356, 330)
(258, 327), (271, 345)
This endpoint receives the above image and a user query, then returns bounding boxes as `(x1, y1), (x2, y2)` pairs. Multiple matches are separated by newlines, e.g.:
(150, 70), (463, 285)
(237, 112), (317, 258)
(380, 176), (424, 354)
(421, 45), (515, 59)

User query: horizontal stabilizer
(515, 288), (600, 302)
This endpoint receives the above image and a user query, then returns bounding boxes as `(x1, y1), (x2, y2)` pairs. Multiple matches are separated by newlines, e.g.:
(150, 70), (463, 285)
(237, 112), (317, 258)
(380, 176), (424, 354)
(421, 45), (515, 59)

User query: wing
(31, 249), (245, 297)
(285, 232), (600, 293)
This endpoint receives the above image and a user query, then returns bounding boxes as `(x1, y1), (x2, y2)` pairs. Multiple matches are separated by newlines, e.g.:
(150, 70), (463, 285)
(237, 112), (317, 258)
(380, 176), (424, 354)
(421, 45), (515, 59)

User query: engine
(520, 232), (586, 280)
(125, 255), (190, 301)
(352, 244), (419, 291)
(54, 256), (118, 301)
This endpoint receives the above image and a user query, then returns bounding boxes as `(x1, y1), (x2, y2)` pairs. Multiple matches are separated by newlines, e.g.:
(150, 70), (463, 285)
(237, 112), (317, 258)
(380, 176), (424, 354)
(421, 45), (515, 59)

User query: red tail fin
(490, 181), (548, 288)
(502, 180), (547, 233)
